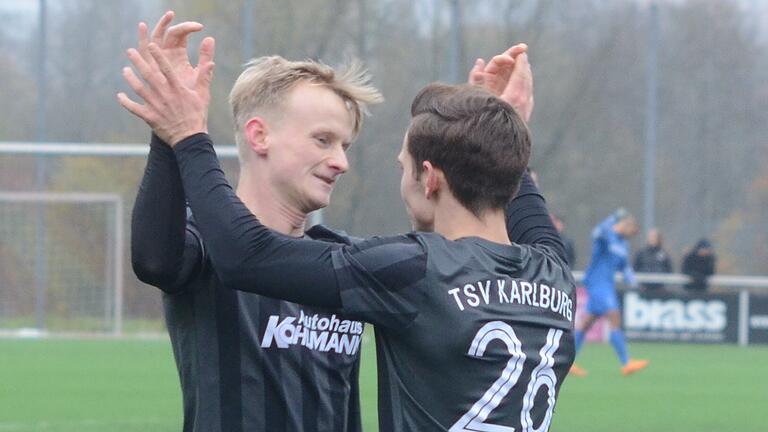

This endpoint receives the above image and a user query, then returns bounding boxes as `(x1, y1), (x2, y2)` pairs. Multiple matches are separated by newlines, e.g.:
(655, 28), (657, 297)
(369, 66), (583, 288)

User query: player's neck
(235, 175), (307, 237)
(433, 200), (510, 245)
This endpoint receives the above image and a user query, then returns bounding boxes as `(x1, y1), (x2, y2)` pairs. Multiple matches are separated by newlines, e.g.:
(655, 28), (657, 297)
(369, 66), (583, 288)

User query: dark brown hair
(407, 83), (531, 216)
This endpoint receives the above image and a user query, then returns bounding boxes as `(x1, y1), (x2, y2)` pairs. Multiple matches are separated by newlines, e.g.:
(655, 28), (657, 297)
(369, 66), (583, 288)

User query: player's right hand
(119, 10), (217, 148)
(138, 11), (212, 91)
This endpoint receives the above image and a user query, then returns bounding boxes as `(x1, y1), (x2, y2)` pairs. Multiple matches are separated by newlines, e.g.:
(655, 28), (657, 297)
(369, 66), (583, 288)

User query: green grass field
(1, 337), (766, 431)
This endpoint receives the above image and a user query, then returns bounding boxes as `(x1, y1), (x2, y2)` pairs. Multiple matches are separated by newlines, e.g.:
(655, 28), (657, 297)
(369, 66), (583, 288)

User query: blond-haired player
(125, 11), (529, 432)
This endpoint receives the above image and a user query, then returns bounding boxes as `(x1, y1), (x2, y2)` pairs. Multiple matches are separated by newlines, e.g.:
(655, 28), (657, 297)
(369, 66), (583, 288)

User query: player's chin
(307, 188), (333, 210)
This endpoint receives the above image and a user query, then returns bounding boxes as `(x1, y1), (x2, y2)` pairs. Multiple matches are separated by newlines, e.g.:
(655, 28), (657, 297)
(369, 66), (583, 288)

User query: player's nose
(328, 145), (349, 174)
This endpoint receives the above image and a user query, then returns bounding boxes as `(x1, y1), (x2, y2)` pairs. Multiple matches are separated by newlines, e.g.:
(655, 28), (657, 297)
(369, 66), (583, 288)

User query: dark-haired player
(121, 31), (575, 430)
(125, 11), (537, 431)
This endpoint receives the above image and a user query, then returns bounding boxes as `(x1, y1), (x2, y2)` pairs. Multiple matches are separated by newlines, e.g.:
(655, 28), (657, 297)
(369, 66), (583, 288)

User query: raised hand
(468, 43), (533, 123)
(468, 53), (515, 96)
(499, 50), (533, 123)
(137, 11), (212, 91)
(118, 39), (216, 146)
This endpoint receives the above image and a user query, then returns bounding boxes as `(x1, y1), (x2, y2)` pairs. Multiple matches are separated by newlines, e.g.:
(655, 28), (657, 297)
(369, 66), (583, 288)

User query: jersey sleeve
(131, 134), (204, 293)
(332, 235), (428, 330)
(505, 170), (567, 264)
(172, 133), (429, 321)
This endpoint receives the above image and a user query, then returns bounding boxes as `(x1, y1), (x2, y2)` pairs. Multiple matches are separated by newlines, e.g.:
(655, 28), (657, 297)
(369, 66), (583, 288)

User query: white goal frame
(0, 191), (125, 335)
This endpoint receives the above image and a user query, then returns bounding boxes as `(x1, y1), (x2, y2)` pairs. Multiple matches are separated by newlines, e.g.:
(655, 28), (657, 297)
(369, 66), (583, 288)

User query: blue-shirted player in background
(571, 208), (649, 377)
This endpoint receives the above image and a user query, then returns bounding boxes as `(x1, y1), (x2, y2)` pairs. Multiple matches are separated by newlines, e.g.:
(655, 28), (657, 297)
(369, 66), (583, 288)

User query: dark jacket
(633, 245), (673, 290)
(682, 240), (716, 291)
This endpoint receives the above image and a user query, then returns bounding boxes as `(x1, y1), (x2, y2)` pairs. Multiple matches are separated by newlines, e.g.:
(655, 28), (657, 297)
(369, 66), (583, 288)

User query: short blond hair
(229, 56), (383, 162)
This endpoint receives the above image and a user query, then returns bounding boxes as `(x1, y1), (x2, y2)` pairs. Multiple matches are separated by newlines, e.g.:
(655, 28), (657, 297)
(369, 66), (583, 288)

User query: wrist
(168, 128), (208, 148)
(173, 132), (212, 153)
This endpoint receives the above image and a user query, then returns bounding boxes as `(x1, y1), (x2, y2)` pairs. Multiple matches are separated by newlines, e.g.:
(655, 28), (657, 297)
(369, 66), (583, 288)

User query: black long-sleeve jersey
(131, 136), (364, 432)
(173, 133), (576, 432)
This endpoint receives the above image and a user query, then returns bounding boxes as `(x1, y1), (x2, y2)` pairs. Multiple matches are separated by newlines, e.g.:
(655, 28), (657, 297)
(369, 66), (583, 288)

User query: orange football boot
(569, 363), (588, 377)
(621, 359), (649, 376)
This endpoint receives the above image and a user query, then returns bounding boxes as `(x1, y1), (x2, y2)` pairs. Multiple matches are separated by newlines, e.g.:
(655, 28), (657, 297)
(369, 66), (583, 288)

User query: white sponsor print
(261, 310), (364, 355)
(624, 292), (727, 332)
(749, 315), (768, 329)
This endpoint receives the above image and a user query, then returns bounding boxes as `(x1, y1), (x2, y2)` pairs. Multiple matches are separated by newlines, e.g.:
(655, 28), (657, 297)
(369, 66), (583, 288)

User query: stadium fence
(1, 141), (766, 342)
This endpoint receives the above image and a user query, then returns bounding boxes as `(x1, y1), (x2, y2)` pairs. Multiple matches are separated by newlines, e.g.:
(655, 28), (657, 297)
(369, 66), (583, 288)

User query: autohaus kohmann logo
(261, 310), (364, 355)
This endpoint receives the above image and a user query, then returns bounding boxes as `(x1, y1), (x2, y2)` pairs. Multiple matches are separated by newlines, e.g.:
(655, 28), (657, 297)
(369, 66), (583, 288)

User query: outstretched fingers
(468, 58), (485, 85)
(164, 22), (204, 49)
(151, 11), (175, 46)
(197, 36), (216, 69)
(196, 37), (216, 92)
(138, 22), (150, 60)
(196, 60), (216, 94)
(117, 92), (153, 123)
(504, 43), (528, 59)
(511, 52), (532, 88)
(148, 43), (182, 90)
(121, 65), (153, 103)
(484, 53), (515, 76)
(126, 48), (161, 90)
(502, 51), (533, 122)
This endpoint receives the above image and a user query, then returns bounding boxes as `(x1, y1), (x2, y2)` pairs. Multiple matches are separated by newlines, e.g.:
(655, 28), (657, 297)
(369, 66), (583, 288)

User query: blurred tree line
(0, 0), (766, 324)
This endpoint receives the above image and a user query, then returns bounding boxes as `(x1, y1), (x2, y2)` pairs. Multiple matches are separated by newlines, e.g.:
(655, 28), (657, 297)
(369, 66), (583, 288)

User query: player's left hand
(468, 43), (534, 123)
(118, 40), (216, 146)
(468, 51), (516, 97)
(500, 50), (533, 123)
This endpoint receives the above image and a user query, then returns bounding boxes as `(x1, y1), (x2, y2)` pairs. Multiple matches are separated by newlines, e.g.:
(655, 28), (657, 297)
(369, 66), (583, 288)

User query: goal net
(0, 192), (123, 335)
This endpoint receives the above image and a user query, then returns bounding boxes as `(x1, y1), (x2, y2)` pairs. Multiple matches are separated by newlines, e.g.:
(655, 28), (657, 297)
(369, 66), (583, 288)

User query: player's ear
(422, 161), (442, 199)
(244, 117), (269, 156)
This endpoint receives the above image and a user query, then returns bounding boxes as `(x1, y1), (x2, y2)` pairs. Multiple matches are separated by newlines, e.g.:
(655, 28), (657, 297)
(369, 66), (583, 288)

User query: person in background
(682, 238), (716, 291)
(570, 208), (648, 377)
(633, 228), (673, 290)
(551, 213), (576, 268)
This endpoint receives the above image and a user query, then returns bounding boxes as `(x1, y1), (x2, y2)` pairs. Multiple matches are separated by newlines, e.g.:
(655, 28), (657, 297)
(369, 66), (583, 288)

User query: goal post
(0, 140), (239, 337)
(0, 191), (124, 335)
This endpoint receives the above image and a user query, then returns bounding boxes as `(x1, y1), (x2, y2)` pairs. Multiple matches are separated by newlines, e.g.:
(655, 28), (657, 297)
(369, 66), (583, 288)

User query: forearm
(505, 170), (567, 262)
(131, 134), (201, 291)
(173, 133), (341, 307)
